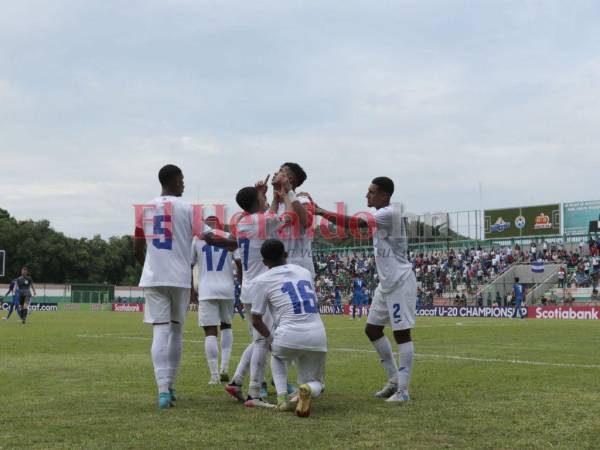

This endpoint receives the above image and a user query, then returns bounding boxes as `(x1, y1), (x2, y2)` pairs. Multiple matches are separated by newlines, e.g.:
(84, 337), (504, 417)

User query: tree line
(0, 208), (142, 285)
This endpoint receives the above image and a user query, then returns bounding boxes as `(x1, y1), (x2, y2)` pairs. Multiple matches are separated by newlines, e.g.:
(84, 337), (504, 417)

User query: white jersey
(139, 196), (194, 288)
(235, 212), (282, 303)
(277, 196), (315, 278)
(191, 231), (239, 301)
(373, 204), (413, 293)
(251, 264), (327, 352)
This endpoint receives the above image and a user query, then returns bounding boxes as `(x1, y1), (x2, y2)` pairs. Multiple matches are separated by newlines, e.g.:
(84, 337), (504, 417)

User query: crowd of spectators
(313, 235), (600, 306)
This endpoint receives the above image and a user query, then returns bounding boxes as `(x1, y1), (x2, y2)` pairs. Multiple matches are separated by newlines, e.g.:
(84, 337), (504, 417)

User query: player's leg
(6, 302), (14, 319)
(199, 300), (220, 384)
(20, 294), (29, 323)
(295, 351), (326, 418)
(166, 287), (190, 403)
(144, 287), (172, 409)
(218, 300), (235, 381)
(365, 286), (399, 398)
(245, 308), (274, 408)
(225, 303), (253, 402)
(387, 274), (417, 403)
(270, 346), (295, 411)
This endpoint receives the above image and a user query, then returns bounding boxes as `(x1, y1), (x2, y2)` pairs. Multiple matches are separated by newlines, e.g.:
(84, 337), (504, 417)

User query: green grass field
(1, 311), (599, 449)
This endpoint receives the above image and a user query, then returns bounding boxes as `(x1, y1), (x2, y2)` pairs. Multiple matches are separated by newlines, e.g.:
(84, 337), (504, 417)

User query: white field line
(76, 334), (600, 369)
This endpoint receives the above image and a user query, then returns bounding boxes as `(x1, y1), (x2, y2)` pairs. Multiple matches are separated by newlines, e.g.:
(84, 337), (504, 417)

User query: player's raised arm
(201, 232), (239, 252)
(314, 203), (370, 230)
(278, 177), (312, 228)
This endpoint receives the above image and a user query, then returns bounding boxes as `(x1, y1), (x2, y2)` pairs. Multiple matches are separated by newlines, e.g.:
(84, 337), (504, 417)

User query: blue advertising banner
(563, 200), (600, 235)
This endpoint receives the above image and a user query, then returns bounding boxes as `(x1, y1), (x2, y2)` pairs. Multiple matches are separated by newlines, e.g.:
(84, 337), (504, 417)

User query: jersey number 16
(281, 280), (318, 314)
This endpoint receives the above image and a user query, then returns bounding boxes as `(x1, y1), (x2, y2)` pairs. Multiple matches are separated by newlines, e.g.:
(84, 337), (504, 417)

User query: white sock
(166, 322), (183, 388)
(151, 324), (170, 393)
(232, 343), (253, 385)
(372, 336), (399, 383)
(397, 341), (414, 392)
(204, 335), (219, 379)
(271, 355), (288, 397)
(306, 381), (323, 398)
(248, 338), (269, 398)
(220, 328), (233, 374)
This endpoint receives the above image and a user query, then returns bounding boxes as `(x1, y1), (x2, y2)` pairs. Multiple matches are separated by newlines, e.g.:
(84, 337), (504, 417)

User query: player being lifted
(134, 164), (195, 409)
(191, 215), (242, 384)
(251, 239), (327, 418)
(313, 177), (417, 403)
(264, 162), (315, 280)
(16, 267), (36, 324)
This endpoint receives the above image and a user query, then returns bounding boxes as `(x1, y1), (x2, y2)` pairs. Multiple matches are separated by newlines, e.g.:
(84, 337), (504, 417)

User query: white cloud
(1, 1), (600, 237)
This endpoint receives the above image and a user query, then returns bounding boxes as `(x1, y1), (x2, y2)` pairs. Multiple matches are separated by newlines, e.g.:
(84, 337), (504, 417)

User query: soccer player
(351, 273), (366, 319)
(250, 239), (327, 417)
(334, 285), (343, 314)
(267, 163), (315, 279)
(203, 185), (286, 407)
(191, 215), (242, 384)
(134, 164), (194, 409)
(512, 277), (525, 319)
(2, 278), (21, 321)
(16, 267), (36, 324)
(314, 177), (417, 403)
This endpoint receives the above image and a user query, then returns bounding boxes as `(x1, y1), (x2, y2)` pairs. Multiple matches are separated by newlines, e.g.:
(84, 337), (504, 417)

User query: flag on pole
(532, 261), (545, 273)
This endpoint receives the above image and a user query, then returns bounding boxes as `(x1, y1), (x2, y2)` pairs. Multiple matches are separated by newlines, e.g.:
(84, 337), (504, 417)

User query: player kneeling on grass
(250, 239), (327, 417)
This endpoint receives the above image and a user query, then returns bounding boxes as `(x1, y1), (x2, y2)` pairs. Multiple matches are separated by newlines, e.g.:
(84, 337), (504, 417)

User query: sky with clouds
(1, 0), (599, 238)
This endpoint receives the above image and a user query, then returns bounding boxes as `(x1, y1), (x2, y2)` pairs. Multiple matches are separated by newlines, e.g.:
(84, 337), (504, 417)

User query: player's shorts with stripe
(198, 299), (234, 327)
(143, 286), (190, 325)
(367, 272), (417, 331)
(271, 345), (326, 386)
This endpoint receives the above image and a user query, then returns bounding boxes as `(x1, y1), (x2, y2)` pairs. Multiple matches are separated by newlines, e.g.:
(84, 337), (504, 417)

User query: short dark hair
(158, 164), (182, 187)
(282, 162), (307, 187)
(372, 177), (394, 196)
(514, 277), (520, 283)
(261, 239), (286, 262)
(236, 187), (259, 213)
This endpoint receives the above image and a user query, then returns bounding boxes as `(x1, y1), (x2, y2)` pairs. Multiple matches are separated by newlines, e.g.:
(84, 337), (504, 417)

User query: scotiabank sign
(528, 306), (600, 320)
(112, 303), (144, 313)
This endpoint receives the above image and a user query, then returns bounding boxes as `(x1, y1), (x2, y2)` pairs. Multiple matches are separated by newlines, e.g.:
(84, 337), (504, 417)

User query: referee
(16, 266), (36, 324)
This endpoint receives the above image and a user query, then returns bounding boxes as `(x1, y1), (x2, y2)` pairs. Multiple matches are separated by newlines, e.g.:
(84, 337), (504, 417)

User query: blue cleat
(169, 388), (177, 406)
(287, 383), (298, 395)
(158, 392), (172, 410)
(260, 382), (269, 399)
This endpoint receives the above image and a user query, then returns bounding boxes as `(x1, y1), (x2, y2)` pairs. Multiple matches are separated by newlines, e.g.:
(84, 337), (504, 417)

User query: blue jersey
(353, 279), (364, 294)
(514, 283), (524, 301)
(334, 289), (341, 305)
(352, 279), (365, 305)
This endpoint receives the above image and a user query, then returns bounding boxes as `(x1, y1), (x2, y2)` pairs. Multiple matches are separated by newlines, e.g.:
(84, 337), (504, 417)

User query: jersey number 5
(152, 215), (172, 250)
(281, 280), (318, 314)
